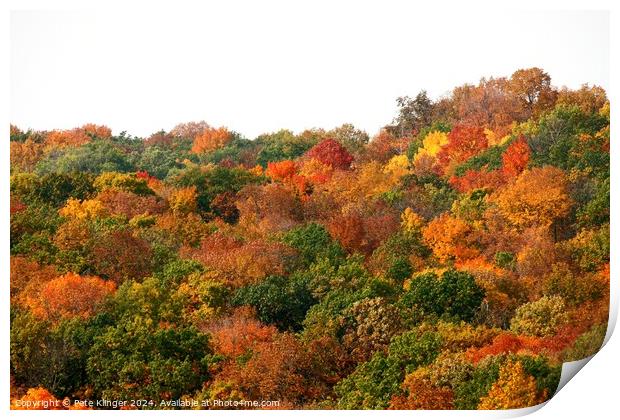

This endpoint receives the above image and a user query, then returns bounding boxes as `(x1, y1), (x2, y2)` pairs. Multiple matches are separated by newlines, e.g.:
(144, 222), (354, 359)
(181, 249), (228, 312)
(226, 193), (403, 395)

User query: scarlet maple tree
(306, 139), (353, 170)
(501, 136), (530, 177)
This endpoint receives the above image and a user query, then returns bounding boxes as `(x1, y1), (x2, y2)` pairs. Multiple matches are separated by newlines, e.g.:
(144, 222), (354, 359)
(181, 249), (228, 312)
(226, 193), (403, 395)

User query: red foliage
(328, 208), (399, 255)
(306, 139), (353, 170)
(466, 325), (588, 364)
(10, 194), (26, 215)
(437, 125), (488, 175)
(449, 169), (505, 193)
(502, 135), (531, 177)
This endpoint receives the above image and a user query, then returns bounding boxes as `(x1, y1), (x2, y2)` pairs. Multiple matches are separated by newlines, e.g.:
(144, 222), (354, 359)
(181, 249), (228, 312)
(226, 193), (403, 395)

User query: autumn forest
(9, 68), (610, 410)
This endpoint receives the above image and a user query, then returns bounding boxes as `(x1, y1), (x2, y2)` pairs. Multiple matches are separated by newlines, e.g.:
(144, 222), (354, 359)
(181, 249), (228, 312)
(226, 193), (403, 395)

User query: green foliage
(510, 295), (568, 337)
(529, 104), (609, 173)
(156, 259), (204, 287)
(518, 355), (561, 396)
(281, 222), (344, 267)
(168, 165), (263, 215)
(494, 252), (516, 270)
(94, 171), (154, 195)
(386, 258), (413, 282)
(454, 143), (509, 177)
(453, 355), (501, 409)
(131, 146), (186, 179)
(335, 329), (442, 409)
(11, 172), (96, 207)
(451, 189), (488, 222)
(87, 317), (211, 402)
(232, 275), (317, 331)
(370, 231), (430, 280)
(577, 178), (609, 228)
(37, 140), (134, 174)
(255, 129), (317, 167)
(400, 270), (485, 322)
(11, 310), (97, 398)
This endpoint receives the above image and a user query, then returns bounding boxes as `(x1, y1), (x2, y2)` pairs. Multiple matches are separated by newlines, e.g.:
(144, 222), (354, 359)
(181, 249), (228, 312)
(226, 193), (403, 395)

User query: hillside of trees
(10, 68), (609, 410)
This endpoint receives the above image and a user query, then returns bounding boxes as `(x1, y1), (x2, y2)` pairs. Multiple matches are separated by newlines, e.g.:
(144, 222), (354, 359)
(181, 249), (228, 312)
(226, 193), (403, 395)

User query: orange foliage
(266, 160), (298, 181)
(422, 213), (479, 263)
(10, 139), (45, 171)
(10, 387), (63, 410)
(209, 308), (277, 358)
(364, 130), (409, 163)
(224, 334), (344, 405)
(10, 387), (92, 410)
(449, 169), (504, 193)
(328, 209), (399, 256)
(10, 256), (58, 300)
(466, 325), (588, 364)
(492, 166), (572, 230)
(182, 232), (297, 286)
(45, 124), (111, 148)
(191, 127), (232, 153)
(300, 158), (334, 184)
(21, 273), (115, 322)
(236, 184), (304, 235)
(97, 189), (166, 219)
(389, 368), (454, 410)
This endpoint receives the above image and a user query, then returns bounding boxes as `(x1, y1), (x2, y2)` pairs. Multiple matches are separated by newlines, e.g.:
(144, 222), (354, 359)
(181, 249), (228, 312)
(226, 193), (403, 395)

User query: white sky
(10, 2), (610, 139)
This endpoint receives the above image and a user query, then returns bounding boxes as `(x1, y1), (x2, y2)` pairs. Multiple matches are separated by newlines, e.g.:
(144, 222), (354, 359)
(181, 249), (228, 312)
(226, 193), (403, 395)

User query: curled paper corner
(554, 355), (595, 397)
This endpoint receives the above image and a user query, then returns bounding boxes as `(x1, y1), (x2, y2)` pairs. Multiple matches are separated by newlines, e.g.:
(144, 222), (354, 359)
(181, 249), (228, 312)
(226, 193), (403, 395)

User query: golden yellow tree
(478, 360), (547, 409)
(492, 166), (572, 229)
(59, 198), (108, 220)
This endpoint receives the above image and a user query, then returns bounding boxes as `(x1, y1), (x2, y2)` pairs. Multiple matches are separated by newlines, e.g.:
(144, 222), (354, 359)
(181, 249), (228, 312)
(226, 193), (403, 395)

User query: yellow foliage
(383, 154), (411, 181)
(418, 131), (449, 158)
(169, 186), (198, 215)
(249, 164), (264, 177)
(413, 131), (448, 175)
(484, 128), (510, 147)
(478, 360), (547, 409)
(401, 207), (424, 233)
(59, 198), (107, 220)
